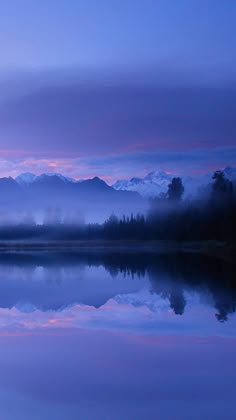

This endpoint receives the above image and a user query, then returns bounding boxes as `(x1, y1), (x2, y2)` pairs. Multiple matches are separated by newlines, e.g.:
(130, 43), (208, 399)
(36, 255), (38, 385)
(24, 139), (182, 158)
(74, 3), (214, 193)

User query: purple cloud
(0, 70), (235, 179)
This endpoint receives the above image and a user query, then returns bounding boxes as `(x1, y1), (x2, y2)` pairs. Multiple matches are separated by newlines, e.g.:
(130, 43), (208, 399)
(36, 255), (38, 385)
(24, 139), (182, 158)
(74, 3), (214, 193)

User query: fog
(0, 175), (148, 225)
(0, 170), (234, 243)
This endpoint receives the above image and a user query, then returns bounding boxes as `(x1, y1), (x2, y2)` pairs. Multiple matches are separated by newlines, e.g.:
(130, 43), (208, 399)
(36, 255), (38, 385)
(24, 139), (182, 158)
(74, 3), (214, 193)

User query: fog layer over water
(0, 251), (235, 419)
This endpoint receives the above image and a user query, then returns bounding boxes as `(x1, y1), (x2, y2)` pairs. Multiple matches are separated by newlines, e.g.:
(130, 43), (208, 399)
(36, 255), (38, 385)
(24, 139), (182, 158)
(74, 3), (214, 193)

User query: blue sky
(1, 0), (235, 73)
(0, 0), (235, 180)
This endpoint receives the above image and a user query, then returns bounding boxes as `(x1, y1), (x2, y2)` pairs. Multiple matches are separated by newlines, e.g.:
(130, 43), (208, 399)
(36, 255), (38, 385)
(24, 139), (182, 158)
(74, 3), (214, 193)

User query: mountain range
(0, 173), (145, 223)
(0, 167), (234, 223)
(14, 166), (236, 196)
(112, 167), (236, 197)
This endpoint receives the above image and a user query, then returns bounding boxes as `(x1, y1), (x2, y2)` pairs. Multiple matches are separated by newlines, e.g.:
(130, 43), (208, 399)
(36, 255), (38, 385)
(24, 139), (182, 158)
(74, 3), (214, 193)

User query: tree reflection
(0, 250), (234, 321)
(169, 289), (186, 315)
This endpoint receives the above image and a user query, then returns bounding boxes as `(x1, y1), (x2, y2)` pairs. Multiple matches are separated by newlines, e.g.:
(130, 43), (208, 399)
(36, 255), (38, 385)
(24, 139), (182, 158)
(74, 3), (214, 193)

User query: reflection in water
(0, 251), (234, 322)
(0, 251), (235, 419)
(169, 288), (186, 315)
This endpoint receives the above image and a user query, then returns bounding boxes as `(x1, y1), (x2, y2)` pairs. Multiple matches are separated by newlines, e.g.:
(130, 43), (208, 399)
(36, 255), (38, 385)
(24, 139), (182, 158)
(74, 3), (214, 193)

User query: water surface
(0, 251), (235, 419)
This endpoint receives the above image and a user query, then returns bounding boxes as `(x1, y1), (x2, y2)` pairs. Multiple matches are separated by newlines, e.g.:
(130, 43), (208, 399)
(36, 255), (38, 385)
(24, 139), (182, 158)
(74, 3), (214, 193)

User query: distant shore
(0, 240), (234, 262)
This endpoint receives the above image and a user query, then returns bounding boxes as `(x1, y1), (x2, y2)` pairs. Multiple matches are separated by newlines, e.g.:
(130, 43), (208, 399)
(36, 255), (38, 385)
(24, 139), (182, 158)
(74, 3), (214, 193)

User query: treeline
(103, 170), (236, 241)
(0, 170), (235, 241)
(0, 250), (235, 321)
(147, 171), (236, 241)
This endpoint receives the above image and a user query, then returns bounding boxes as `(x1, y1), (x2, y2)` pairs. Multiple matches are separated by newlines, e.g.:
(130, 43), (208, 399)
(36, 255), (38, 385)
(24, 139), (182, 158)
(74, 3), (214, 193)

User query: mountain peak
(144, 170), (172, 181)
(224, 166), (236, 178)
(112, 168), (236, 198)
(43, 173), (77, 183)
(81, 176), (109, 190)
(15, 172), (77, 186)
(130, 177), (142, 184)
(15, 172), (37, 185)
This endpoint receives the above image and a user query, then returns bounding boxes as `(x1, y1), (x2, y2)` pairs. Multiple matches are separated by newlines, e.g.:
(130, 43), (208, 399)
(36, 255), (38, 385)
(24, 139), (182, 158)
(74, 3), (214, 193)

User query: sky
(0, 0), (235, 182)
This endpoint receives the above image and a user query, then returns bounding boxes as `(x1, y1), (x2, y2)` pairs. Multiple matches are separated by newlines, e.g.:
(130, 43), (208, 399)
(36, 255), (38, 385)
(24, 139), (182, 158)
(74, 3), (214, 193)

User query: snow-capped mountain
(15, 172), (37, 186)
(114, 288), (170, 313)
(14, 166), (236, 199)
(223, 166), (236, 180)
(15, 172), (77, 186)
(112, 167), (236, 198)
(113, 171), (173, 198)
(1, 173), (145, 223)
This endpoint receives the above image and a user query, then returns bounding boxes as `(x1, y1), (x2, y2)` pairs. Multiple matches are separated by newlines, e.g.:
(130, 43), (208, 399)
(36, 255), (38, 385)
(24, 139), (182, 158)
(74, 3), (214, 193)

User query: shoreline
(0, 240), (234, 262)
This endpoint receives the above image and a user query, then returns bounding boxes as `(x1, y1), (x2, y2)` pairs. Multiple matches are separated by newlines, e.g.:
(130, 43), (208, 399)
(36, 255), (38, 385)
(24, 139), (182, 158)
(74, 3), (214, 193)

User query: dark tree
(167, 177), (184, 201)
(209, 171), (235, 239)
(211, 170), (233, 202)
(169, 288), (186, 315)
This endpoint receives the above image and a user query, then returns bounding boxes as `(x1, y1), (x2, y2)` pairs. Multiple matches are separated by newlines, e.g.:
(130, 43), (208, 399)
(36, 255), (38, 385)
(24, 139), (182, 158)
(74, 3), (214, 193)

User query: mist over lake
(0, 0), (236, 418)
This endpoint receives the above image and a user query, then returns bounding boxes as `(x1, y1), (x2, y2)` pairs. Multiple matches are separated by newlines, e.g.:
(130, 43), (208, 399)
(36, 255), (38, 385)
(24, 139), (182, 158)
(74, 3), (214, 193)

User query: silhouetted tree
(169, 288), (186, 315)
(0, 170), (235, 242)
(209, 171), (235, 240)
(167, 177), (184, 201)
(211, 171), (233, 203)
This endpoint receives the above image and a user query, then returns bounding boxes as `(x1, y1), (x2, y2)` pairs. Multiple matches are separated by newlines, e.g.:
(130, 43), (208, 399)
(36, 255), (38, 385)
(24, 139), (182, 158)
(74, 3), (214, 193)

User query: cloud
(0, 146), (235, 182)
(0, 71), (235, 155)
(0, 69), (235, 180)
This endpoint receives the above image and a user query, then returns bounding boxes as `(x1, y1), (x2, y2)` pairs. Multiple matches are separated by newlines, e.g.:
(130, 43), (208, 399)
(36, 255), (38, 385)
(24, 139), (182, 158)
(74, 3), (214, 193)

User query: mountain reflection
(0, 251), (235, 322)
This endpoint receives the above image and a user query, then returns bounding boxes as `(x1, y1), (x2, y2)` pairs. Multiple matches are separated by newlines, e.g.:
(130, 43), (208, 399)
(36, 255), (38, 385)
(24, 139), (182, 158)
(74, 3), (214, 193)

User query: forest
(0, 170), (235, 242)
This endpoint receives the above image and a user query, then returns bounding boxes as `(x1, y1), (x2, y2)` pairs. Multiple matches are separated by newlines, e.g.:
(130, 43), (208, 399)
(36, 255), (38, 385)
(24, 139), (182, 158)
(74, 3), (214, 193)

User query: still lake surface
(0, 250), (235, 419)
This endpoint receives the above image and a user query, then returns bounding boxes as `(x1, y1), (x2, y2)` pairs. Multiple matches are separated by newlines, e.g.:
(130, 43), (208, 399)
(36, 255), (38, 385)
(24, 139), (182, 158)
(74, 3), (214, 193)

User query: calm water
(0, 251), (235, 420)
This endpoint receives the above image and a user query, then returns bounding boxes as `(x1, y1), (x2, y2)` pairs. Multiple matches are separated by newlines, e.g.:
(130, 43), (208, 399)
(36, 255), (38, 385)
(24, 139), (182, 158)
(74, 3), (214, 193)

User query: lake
(0, 250), (235, 419)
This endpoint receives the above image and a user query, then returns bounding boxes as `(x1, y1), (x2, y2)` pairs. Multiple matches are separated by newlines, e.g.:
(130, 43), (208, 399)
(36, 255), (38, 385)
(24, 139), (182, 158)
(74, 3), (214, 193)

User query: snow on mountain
(113, 171), (173, 198)
(113, 168), (236, 198)
(15, 302), (37, 313)
(15, 172), (77, 186)
(15, 167), (236, 198)
(114, 288), (170, 313)
(15, 172), (37, 186)
(46, 173), (78, 183)
(223, 166), (236, 180)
